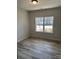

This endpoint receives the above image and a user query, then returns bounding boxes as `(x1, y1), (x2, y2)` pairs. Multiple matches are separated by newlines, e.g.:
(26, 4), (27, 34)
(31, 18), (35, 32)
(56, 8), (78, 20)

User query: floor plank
(17, 38), (61, 59)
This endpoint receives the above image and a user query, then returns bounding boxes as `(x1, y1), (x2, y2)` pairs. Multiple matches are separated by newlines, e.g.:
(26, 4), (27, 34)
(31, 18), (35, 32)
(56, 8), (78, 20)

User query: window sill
(35, 31), (54, 34)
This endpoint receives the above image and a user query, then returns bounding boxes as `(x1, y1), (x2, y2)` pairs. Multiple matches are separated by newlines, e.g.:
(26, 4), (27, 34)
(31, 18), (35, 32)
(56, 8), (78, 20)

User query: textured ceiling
(17, 0), (61, 11)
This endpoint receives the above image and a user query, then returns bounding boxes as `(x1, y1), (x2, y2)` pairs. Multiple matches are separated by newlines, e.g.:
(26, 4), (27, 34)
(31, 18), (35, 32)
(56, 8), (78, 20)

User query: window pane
(44, 25), (53, 33)
(35, 17), (43, 25)
(44, 16), (53, 33)
(36, 25), (43, 32)
(35, 17), (43, 32)
(44, 16), (53, 25)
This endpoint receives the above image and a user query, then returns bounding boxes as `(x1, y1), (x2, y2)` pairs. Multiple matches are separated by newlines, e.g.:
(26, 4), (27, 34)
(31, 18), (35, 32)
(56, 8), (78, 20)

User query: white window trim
(35, 16), (54, 33)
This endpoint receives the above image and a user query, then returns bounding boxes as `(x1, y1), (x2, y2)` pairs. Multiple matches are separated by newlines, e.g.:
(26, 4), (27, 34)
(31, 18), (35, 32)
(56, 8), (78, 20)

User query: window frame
(35, 16), (54, 33)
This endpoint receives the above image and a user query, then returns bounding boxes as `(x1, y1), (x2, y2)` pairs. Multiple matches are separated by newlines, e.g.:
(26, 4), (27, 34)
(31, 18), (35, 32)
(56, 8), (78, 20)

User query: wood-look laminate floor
(17, 38), (61, 59)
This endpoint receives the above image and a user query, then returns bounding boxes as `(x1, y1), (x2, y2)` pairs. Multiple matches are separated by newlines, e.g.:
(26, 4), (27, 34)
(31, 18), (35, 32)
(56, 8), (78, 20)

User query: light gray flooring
(17, 38), (61, 59)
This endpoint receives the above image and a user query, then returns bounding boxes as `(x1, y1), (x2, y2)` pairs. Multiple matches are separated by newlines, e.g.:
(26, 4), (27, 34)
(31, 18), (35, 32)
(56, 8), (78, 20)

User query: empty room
(17, 0), (61, 59)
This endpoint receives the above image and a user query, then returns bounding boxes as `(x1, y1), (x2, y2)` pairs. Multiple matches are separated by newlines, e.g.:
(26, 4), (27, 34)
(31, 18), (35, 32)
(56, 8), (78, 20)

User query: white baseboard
(17, 36), (29, 43)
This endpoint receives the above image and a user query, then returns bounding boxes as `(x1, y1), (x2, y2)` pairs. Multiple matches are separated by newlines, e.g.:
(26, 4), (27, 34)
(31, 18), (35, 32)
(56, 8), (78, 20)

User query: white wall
(29, 7), (61, 41)
(17, 8), (29, 42)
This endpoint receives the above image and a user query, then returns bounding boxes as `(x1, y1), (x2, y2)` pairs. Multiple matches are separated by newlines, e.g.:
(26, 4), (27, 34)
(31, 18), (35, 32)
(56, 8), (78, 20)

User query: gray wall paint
(29, 7), (61, 41)
(17, 8), (29, 42)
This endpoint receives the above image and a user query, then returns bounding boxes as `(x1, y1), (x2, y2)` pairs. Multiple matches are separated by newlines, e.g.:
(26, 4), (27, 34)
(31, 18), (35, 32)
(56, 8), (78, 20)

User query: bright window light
(35, 16), (54, 33)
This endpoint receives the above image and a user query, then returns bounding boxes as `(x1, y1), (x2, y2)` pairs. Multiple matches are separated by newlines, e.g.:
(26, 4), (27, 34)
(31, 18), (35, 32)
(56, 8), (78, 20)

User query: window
(35, 16), (54, 33)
